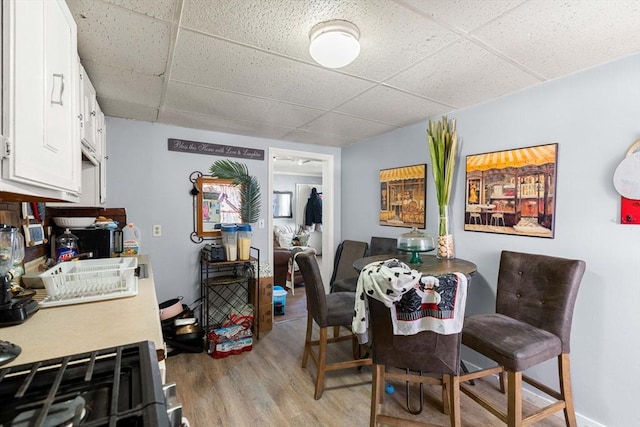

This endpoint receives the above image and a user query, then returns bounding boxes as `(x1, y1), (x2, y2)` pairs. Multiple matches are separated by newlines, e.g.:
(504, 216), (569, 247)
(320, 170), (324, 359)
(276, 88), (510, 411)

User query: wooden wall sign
(168, 138), (265, 161)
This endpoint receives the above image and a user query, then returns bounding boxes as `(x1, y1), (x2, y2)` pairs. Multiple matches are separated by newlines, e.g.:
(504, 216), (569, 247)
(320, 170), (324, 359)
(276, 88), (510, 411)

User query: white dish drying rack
(38, 257), (138, 308)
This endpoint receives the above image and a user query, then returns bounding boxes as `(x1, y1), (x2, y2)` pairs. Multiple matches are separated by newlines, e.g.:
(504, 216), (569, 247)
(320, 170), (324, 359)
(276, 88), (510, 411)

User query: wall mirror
(273, 191), (293, 218)
(192, 174), (242, 241)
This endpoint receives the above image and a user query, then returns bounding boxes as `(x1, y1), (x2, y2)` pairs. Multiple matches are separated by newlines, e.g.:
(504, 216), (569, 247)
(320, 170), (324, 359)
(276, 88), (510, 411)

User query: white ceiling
(67, 0), (640, 148)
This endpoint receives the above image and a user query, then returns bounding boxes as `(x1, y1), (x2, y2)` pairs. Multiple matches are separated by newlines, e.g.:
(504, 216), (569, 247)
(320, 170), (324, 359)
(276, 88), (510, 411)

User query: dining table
(353, 253), (477, 276)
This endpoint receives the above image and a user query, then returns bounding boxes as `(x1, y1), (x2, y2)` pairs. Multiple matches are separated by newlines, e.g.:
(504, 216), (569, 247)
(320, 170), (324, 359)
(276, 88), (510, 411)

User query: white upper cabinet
(75, 67), (107, 207)
(50, 67), (107, 208)
(72, 100), (106, 208)
(1, 0), (81, 201)
(80, 65), (99, 159)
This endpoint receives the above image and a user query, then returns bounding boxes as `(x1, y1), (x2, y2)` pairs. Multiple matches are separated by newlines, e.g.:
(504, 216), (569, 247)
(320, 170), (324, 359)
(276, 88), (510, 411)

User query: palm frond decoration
(209, 160), (262, 224)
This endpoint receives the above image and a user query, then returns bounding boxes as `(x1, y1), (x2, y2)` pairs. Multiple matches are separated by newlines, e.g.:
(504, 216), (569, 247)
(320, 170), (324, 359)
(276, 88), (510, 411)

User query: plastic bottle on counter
(122, 223), (142, 256)
(220, 224), (238, 261)
(56, 229), (79, 262)
(237, 224), (252, 260)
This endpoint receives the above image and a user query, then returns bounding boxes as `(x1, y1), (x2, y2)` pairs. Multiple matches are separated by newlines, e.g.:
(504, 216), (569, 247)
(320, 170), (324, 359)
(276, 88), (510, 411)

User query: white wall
(104, 120), (340, 305)
(342, 54), (640, 427)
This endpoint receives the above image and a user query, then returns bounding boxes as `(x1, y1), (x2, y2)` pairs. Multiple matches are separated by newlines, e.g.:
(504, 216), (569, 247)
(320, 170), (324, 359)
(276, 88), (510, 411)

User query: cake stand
(397, 246), (435, 264)
(397, 227), (435, 264)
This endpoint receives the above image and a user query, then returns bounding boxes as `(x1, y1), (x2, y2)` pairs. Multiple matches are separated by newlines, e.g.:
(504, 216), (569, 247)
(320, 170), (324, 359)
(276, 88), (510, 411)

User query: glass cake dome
(397, 227), (435, 264)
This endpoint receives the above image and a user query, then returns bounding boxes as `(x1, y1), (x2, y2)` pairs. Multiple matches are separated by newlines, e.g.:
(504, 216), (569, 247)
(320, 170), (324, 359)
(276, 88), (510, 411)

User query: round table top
(353, 254), (477, 276)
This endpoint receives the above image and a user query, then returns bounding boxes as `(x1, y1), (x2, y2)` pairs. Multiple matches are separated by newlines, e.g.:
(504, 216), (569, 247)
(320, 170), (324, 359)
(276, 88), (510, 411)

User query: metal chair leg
(405, 369), (424, 415)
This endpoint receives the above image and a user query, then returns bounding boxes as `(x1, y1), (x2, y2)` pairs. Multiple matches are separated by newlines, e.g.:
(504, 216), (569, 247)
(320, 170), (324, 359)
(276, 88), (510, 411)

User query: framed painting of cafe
(464, 143), (558, 238)
(379, 164), (426, 228)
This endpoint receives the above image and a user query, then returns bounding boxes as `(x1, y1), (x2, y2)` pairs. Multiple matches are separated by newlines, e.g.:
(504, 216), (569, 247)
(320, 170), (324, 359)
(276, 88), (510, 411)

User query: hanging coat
(304, 188), (322, 226)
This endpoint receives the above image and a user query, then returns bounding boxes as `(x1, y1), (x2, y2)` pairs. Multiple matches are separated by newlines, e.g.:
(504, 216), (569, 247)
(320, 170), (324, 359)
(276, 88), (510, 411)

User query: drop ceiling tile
(98, 98), (159, 122)
(83, 60), (162, 107)
(101, 0), (176, 21)
(180, 0), (312, 53)
(171, 29), (374, 109)
(180, 0), (460, 81)
(68, 0), (640, 147)
(280, 129), (360, 147)
(387, 38), (540, 109)
(473, 0), (640, 79)
(336, 85), (452, 127)
(302, 112), (397, 140)
(164, 82), (326, 128)
(158, 109), (293, 140)
(403, 0), (526, 32)
(67, 0), (170, 75)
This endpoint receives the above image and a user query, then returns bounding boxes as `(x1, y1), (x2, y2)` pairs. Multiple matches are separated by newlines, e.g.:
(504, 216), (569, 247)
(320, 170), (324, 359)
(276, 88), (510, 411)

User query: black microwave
(52, 228), (123, 259)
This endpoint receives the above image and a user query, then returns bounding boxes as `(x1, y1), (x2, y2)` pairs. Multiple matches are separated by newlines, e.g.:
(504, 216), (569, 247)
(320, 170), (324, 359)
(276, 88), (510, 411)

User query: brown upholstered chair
(273, 247), (303, 287)
(460, 250), (586, 427)
(296, 252), (372, 399)
(329, 240), (368, 293)
(367, 274), (471, 426)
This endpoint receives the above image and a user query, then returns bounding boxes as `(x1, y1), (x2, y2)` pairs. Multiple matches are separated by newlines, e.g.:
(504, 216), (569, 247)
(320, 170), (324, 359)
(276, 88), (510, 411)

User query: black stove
(0, 341), (171, 427)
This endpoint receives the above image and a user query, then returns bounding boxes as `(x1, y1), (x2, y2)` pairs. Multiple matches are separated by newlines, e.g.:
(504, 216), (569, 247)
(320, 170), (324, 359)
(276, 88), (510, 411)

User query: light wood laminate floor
(166, 315), (566, 426)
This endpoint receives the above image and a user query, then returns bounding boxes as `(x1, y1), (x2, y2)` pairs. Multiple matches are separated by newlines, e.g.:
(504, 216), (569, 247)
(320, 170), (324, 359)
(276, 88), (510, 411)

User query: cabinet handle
(51, 73), (65, 106)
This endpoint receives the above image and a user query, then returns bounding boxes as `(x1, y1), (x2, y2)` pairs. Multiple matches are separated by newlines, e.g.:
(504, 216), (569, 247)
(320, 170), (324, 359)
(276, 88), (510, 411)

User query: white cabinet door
(80, 65), (98, 155)
(1, 0), (80, 201)
(95, 102), (104, 164)
(96, 104), (107, 204)
(78, 161), (101, 206)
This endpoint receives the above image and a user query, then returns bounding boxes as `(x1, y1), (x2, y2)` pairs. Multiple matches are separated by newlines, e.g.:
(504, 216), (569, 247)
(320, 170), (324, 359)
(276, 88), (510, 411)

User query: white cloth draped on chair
(285, 247), (316, 294)
(352, 258), (468, 345)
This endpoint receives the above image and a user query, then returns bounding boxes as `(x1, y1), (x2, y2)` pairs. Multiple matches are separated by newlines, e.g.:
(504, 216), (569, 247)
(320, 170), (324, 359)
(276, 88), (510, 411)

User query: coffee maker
(0, 225), (38, 326)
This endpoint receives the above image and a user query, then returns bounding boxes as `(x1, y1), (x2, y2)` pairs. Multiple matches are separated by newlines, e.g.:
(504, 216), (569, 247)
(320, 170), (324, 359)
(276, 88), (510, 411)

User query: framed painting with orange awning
(379, 164), (426, 228)
(464, 143), (558, 238)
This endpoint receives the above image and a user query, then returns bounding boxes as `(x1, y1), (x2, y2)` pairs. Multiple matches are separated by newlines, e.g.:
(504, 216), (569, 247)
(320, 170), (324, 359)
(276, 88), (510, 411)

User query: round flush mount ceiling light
(309, 20), (360, 69)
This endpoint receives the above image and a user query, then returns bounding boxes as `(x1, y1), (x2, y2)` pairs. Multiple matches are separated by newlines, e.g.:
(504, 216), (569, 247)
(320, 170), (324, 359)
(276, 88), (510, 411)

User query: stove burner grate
(0, 341), (169, 427)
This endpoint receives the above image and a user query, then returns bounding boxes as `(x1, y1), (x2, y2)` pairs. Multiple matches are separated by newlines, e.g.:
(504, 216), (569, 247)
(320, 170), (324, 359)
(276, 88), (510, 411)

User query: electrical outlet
(258, 219), (265, 229)
(152, 224), (162, 237)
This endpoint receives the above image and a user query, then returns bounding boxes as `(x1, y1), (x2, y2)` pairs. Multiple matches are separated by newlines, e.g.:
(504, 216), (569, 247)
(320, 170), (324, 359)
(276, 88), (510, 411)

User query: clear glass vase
(437, 205), (455, 259)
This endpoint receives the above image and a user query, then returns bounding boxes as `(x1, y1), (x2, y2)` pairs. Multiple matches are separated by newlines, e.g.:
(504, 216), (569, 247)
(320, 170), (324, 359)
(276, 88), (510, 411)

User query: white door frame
(268, 148), (335, 285)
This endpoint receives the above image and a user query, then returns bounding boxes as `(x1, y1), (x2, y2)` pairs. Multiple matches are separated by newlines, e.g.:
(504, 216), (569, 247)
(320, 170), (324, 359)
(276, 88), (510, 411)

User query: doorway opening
(268, 148), (335, 285)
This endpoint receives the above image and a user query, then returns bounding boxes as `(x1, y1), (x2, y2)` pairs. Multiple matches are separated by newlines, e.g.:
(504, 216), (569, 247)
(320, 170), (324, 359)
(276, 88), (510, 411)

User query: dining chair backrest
(369, 236), (399, 256)
(296, 252), (329, 327)
(495, 251), (586, 353)
(367, 295), (462, 375)
(329, 240), (368, 289)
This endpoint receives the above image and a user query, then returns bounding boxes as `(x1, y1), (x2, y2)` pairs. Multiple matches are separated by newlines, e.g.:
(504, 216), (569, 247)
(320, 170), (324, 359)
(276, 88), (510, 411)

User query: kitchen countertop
(1, 255), (164, 368)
